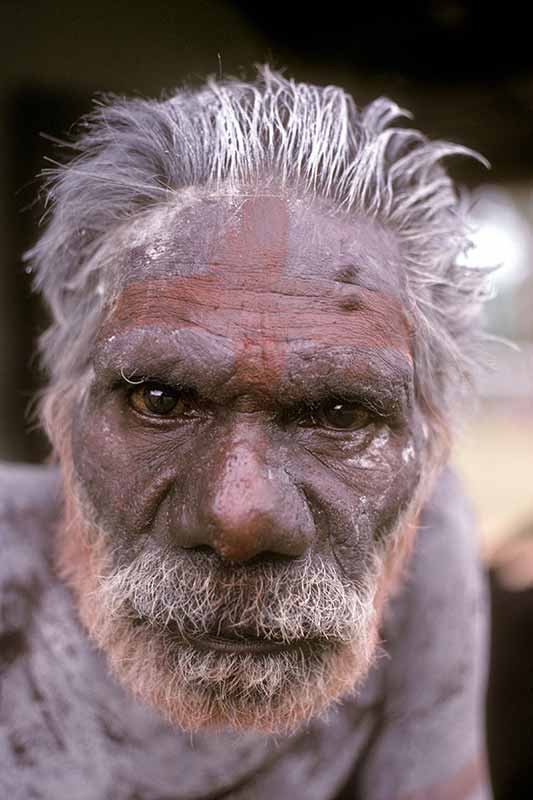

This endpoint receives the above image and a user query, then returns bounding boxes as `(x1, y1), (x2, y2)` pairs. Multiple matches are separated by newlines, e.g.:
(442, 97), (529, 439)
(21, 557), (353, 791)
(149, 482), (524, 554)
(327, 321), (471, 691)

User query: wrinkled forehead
(94, 193), (414, 401)
(107, 191), (405, 295)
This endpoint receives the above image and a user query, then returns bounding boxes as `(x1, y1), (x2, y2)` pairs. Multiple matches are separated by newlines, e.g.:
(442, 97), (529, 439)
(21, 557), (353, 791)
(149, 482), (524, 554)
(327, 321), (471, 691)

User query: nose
(180, 438), (315, 562)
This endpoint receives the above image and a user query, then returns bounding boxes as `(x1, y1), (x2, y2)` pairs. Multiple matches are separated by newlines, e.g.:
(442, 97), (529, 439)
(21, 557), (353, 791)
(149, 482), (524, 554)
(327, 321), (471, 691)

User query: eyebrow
(281, 345), (413, 416)
(92, 326), (413, 417)
(92, 326), (234, 396)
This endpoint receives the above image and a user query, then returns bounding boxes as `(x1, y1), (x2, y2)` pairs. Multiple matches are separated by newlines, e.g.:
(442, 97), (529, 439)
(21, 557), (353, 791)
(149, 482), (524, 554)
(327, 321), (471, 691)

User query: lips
(131, 612), (322, 656)
(185, 627), (301, 654)
(185, 633), (295, 655)
(157, 619), (318, 655)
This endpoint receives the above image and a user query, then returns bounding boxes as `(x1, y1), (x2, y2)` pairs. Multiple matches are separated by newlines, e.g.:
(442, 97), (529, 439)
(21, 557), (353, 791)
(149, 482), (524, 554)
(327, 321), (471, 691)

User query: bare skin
(0, 463), (491, 799)
(58, 195), (426, 725)
(74, 194), (422, 572)
(0, 192), (491, 797)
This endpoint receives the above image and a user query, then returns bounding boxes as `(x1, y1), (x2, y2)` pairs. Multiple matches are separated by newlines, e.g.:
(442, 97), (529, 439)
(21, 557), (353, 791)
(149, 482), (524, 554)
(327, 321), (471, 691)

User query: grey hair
(27, 65), (490, 447)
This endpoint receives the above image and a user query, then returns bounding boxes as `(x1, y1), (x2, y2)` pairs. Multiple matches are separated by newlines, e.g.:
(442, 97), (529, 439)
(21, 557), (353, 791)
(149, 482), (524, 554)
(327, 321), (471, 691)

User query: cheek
(70, 394), (203, 547)
(71, 387), (424, 579)
(294, 424), (423, 580)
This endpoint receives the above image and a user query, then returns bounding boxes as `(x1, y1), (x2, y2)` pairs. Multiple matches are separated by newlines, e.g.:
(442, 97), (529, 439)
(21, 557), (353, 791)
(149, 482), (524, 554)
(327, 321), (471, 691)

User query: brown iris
(314, 400), (371, 431)
(129, 383), (191, 418)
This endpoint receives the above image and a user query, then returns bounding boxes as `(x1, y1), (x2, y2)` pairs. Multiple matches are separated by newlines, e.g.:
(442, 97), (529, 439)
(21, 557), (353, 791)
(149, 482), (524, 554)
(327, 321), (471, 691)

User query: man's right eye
(128, 382), (195, 418)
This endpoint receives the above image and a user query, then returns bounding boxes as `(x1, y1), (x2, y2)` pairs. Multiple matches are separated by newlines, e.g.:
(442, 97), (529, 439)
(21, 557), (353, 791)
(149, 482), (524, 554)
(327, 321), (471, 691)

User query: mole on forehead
(112, 193), (405, 296)
(100, 199), (413, 384)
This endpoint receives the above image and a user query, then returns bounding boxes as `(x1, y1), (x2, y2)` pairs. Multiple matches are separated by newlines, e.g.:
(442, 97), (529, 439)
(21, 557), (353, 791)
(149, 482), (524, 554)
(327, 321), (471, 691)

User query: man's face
(60, 192), (423, 732)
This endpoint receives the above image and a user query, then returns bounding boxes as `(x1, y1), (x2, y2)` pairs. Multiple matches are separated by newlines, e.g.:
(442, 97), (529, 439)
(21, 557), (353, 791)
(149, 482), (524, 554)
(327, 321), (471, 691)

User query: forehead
(110, 192), (404, 294)
(96, 194), (413, 402)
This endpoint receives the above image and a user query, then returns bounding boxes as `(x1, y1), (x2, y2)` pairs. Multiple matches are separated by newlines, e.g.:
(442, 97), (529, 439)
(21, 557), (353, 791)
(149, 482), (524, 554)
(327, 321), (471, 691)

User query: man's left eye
(128, 383), (194, 418)
(314, 401), (372, 431)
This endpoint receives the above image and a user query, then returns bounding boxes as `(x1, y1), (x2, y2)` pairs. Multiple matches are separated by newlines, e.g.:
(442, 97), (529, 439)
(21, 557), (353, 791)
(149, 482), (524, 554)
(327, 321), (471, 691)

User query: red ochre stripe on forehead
(105, 194), (412, 389)
(207, 194), (290, 282)
(107, 278), (412, 355)
(105, 277), (412, 401)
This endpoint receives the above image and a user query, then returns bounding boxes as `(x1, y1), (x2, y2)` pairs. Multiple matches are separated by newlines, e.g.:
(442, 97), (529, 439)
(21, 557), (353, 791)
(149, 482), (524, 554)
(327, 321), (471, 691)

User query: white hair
(28, 65), (491, 445)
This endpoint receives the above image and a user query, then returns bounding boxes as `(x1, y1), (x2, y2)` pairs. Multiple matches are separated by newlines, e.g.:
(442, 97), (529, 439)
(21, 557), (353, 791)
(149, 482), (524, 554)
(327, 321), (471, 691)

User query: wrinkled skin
(0, 463), (491, 799)
(62, 192), (429, 732)
(72, 194), (423, 581)
(0, 194), (492, 797)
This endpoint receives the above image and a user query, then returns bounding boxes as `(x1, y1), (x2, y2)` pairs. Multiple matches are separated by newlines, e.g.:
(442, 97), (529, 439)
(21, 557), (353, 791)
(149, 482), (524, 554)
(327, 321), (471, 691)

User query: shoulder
(0, 461), (62, 643)
(0, 460), (62, 523)
(384, 465), (488, 686)
(417, 466), (481, 571)
(354, 468), (491, 797)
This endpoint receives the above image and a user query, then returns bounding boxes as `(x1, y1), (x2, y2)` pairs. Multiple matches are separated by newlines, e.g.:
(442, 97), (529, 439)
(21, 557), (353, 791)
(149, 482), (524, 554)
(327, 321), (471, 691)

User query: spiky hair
(28, 66), (490, 448)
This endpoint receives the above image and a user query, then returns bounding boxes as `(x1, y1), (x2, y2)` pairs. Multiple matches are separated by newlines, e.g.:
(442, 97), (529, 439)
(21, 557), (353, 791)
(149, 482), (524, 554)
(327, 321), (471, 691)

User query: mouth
(137, 616), (321, 656)
(182, 630), (314, 656)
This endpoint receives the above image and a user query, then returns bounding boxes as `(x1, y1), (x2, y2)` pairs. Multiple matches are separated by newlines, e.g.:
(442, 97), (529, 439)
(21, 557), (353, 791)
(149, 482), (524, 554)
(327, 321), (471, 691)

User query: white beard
(56, 446), (424, 735)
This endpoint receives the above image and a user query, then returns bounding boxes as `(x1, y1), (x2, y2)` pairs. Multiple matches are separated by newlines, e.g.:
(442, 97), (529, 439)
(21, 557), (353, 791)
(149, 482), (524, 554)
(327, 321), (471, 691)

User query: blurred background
(1, 1), (532, 550)
(0, 1), (532, 794)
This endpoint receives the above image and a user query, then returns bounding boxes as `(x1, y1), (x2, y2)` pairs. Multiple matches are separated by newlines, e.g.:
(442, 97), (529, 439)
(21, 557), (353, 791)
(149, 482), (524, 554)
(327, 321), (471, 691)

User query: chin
(86, 611), (378, 734)
(67, 548), (378, 733)
(56, 537), (379, 733)
(54, 454), (384, 735)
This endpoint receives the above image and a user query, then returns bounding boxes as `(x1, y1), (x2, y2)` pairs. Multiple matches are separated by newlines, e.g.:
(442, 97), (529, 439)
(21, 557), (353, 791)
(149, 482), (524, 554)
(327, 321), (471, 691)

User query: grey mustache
(100, 548), (380, 645)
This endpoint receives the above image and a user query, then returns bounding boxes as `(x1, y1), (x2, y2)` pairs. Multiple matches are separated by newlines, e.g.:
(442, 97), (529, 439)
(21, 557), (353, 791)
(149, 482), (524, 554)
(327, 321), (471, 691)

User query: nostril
(188, 544), (214, 554)
(179, 543), (297, 568)
(229, 550), (299, 568)
(180, 543), (218, 557)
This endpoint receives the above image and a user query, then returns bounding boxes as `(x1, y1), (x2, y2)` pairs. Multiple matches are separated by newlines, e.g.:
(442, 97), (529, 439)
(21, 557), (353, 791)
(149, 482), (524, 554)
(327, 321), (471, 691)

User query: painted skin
(72, 194), (423, 593)
(0, 194), (491, 797)
(0, 463), (491, 799)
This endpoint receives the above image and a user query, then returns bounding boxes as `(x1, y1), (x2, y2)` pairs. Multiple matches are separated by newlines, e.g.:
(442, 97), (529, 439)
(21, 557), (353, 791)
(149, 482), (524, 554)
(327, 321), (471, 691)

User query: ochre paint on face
(106, 196), (412, 403)
(77, 193), (421, 573)
(92, 196), (417, 563)
(64, 192), (426, 731)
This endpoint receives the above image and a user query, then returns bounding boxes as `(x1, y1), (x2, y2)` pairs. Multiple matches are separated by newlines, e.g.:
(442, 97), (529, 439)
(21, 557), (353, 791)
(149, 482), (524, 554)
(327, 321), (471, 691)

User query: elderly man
(0, 68), (491, 798)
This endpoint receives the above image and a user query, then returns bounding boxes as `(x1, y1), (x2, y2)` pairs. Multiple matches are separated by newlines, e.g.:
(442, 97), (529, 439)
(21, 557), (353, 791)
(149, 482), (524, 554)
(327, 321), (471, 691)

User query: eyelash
(289, 401), (385, 435)
(120, 376), (386, 436)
